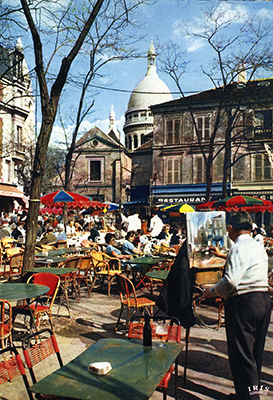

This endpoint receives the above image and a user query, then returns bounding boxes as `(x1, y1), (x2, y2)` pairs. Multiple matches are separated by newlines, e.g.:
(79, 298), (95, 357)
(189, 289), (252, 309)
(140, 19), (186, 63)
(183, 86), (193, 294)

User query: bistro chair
(74, 255), (93, 301)
(3, 249), (24, 281)
(90, 250), (122, 296)
(0, 299), (13, 349)
(56, 240), (67, 249)
(22, 328), (63, 386)
(115, 274), (155, 334)
(12, 273), (60, 331)
(0, 346), (34, 400)
(58, 255), (82, 304)
(128, 315), (182, 400)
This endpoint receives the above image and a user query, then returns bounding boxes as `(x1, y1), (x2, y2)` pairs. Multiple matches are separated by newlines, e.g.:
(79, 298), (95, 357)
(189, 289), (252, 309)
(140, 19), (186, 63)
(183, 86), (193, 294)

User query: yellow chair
(90, 251), (122, 296)
(74, 255), (93, 301)
(115, 274), (155, 334)
(3, 249), (24, 281)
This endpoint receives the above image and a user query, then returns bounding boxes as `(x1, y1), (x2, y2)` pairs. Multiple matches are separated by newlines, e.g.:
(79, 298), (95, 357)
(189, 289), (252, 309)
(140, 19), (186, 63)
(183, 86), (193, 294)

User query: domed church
(123, 40), (172, 151)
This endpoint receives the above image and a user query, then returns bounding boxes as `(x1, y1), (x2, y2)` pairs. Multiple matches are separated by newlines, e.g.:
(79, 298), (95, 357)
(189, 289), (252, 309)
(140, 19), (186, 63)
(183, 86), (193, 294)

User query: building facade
(0, 39), (35, 211)
(149, 78), (273, 225)
(71, 121), (132, 204)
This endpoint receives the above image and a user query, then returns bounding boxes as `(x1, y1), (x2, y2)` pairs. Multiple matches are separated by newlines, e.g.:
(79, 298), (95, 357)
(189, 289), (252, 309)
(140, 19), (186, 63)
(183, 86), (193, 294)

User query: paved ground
(1, 283), (273, 400)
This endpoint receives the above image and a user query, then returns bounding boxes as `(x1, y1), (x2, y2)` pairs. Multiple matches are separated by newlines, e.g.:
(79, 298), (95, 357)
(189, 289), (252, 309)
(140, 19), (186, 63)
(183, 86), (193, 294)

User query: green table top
(125, 256), (167, 265)
(146, 270), (170, 281)
(35, 256), (68, 265)
(0, 283), (49, 301)
(28, 267), (76, 276)
(35, 247), (93, 258)
(30, 338), (182, 400)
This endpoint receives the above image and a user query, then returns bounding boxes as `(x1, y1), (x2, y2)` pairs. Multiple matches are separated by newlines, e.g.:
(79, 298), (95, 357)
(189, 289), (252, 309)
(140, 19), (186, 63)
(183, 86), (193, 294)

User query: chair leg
(183, 328), (190, 387)
(115, 304), (125, 332)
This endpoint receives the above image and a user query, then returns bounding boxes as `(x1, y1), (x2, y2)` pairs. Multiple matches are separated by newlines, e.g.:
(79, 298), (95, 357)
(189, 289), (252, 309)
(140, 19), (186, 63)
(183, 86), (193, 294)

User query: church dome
(127, 41), (172, 112)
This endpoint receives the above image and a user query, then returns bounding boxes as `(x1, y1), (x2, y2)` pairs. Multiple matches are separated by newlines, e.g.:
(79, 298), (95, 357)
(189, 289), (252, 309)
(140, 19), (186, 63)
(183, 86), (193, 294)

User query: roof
(150, 78), (273, 113)
(126, 42), (172, 113)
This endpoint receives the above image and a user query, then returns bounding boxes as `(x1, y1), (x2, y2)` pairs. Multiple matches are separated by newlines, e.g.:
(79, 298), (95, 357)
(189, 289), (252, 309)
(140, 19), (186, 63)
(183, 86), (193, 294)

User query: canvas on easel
(186, 211), (228, 271)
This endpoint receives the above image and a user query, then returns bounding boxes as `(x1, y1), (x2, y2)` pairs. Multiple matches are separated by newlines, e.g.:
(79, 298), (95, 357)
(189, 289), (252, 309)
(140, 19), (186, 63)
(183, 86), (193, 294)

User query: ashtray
(88, 362), (112, 375)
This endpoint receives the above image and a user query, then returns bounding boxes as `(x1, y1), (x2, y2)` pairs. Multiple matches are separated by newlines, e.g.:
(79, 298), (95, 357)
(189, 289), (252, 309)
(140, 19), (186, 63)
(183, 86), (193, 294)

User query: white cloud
(186, 37), (206, 53)
(49, 114), (126, 147)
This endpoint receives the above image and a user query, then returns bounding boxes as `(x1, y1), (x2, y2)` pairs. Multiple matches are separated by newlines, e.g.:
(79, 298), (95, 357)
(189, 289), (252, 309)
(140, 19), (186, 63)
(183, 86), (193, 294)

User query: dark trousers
(225, 292), (272, 399)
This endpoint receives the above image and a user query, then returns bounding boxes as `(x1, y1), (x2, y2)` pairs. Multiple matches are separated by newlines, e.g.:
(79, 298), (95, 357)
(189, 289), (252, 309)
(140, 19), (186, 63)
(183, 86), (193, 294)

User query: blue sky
(18, 0), (273, 144)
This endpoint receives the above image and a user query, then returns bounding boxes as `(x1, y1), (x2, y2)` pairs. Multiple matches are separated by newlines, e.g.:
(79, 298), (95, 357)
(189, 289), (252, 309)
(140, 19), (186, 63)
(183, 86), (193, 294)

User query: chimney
(238, 62), (247, 83)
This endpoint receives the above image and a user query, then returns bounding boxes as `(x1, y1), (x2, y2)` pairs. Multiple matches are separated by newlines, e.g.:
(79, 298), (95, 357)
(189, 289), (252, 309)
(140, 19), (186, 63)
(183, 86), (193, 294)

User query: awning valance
(0, 184), (26, 205)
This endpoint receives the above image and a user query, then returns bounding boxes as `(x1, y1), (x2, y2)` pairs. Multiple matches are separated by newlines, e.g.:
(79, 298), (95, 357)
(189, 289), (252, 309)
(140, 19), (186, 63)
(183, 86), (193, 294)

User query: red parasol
(40, 190), (107, 211)
(196, 195), (273, 213)
(39, 207), (63, 215)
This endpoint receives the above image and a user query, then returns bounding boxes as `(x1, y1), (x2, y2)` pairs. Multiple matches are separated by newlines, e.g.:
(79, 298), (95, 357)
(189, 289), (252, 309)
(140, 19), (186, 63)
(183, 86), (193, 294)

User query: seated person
(122, 231), (142, 256)
(105, 233), (131, 262)
(74, 222), (83, 236)
(56, 223), (67, 242)
(39, 227), (57, 245)
(66, 219), (75, 237)
(133, 229), (148, 251)
(88, 222), (100, 242)
(10, 223), (22, 240)
(170, 227), (181, 247)
(157, 224), (171, 242)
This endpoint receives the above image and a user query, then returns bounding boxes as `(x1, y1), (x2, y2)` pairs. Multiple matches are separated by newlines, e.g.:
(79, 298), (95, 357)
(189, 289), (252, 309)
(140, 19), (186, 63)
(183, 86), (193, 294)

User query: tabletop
(28, 267), (77, 276)
(35, 256), (68, 266)
(30, 338), (182, 400)
(146, 270), (170, 281)
(0, 283), (49, 302)
(125, 256), (168, 265)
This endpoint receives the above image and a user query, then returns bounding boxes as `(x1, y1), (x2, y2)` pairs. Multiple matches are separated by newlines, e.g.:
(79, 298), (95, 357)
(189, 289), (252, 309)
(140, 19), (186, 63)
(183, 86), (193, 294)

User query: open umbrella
(40, 190), (107, 211)
(161, 203), (195, 216)
(39, 207), (63, 215)
(196, 195), (273, 213)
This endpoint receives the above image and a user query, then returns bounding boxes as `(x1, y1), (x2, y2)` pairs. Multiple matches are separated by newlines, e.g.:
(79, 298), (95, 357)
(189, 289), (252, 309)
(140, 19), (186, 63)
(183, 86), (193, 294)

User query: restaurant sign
(156, 196), (207, 204)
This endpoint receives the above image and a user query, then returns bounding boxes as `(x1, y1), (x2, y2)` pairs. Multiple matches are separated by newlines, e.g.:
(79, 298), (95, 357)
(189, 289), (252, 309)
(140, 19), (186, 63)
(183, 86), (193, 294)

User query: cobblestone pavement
(1, 284), (273, 400)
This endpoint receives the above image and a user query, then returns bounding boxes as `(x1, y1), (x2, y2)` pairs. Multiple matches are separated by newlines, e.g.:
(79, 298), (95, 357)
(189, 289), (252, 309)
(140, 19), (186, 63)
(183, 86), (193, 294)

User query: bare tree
(8, 0), (149, 273)
(158, 2), (273, 200)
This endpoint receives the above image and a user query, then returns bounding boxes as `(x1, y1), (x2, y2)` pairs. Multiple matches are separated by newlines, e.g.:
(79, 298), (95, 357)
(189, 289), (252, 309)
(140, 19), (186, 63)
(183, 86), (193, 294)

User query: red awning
(0, 184), (26, 205)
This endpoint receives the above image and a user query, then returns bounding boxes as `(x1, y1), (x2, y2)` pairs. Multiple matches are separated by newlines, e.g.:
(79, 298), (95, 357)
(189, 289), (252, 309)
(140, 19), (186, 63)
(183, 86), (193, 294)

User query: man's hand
(209, 246), (226, 259)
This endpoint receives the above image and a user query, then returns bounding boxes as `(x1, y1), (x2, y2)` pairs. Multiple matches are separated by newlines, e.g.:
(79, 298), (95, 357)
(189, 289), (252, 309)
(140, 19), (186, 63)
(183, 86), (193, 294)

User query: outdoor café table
(146, 269), (170, 282)
(29, 337), (182, 400)
(124, 256), (170, 292)
(0, 282), (49, 302)
(0, 282), (49, 332)
(35, 256), (68, 267)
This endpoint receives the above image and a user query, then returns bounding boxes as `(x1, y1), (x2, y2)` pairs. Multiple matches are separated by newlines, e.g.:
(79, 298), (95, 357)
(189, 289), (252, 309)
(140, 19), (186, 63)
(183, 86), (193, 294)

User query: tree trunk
(22, 118), (55, 275)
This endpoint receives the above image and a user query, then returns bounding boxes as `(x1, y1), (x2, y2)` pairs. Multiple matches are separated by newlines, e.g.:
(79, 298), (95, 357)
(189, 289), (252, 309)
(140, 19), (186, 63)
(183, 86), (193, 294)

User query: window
(133, 135), (138, 149)
(254, 110), (273, 138)
(196, 157), (205, 183)
(196, 116), (210, 140)
(89, 159), (103, 182)
(5, 160), (11, 182)
(166, 158), (181, 184)
(166, 119), (180, 145)
(254, 154), (271, 181)
(16, 126), (23, 151)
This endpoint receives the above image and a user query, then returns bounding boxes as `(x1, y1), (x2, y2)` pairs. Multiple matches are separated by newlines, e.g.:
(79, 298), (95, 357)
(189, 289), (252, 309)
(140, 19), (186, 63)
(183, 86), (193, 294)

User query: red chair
(0, 346), (34, 400)
(22, 328), (63, 385)
(0, 299), (13, 349)
(12, 273), (60, 331)
(128, 315), (182, 400)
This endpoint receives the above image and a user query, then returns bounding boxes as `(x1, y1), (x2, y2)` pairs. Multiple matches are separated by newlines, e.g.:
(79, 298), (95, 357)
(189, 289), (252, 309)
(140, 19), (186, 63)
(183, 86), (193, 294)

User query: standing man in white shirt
(202, 211), (271, 399)
(149, 212), (164, 238)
